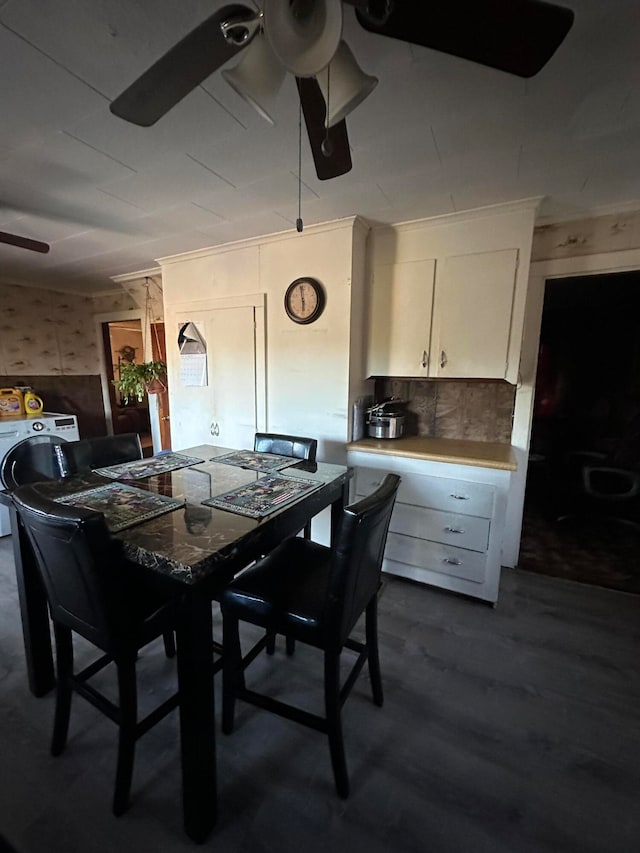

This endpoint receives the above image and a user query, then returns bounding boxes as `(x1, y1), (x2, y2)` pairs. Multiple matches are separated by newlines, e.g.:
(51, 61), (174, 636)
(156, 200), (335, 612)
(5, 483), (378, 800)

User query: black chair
(254, 432), (318, 465)
(56, 433), (143, 478)
(254, 432), (317, 540)
(220, 473), (400, 798)
(253, 432), (319, 655)
(0, 435), (65, 490)
(11, 484), (180, 816)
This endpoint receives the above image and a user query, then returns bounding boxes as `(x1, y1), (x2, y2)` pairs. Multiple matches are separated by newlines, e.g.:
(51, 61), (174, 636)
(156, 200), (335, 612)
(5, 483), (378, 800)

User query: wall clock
(284, 277), (326, 325)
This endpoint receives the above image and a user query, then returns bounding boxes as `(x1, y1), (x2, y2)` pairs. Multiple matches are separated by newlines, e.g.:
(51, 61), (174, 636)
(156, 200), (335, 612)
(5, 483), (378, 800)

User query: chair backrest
(327, 473), (400, 646)
(254, 432), (317, 462)
(56, 433), (143, 478)
(11, 484), (125, 653)
(0, 435), (65, 490)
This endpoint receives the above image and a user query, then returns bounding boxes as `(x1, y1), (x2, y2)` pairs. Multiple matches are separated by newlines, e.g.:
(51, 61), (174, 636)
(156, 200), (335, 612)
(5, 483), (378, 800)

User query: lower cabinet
(347, 451), (511, 604)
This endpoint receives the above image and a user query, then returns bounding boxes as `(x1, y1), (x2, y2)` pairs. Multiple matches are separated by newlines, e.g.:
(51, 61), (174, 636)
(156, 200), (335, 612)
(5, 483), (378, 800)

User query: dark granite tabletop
(3, 444), (351, 586)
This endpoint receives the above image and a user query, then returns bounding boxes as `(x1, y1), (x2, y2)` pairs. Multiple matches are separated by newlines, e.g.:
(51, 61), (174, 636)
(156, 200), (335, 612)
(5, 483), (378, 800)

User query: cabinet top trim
(370, 197), (542, 236)
(157, 216), (369, 265)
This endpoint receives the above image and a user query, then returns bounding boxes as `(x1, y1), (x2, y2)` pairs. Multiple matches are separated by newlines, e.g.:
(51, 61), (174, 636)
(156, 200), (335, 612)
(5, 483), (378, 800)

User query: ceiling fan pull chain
(296, 99), (303, 233)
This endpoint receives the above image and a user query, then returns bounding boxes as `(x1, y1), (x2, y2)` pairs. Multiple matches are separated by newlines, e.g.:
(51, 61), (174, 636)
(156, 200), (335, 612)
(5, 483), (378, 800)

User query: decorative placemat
(212, 449), (296, 472)
(55, 482), (185, 532)
(93, 451), (205, 480)
(202, 474), (322, 518)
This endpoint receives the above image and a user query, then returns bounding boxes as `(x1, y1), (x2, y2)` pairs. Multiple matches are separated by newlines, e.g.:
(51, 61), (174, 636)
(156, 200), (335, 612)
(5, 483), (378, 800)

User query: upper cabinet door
(431, 249), (519, 380)
(367, 259), (436, 377)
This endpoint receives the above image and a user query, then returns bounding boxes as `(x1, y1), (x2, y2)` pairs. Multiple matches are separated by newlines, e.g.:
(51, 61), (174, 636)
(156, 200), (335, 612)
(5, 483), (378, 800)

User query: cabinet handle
(443, 557), (463, 565)
(444, 526), (465, 534)
(421, 350), (428, 368)
(440, 350), (447, 368)
(449, 494), (470, 500)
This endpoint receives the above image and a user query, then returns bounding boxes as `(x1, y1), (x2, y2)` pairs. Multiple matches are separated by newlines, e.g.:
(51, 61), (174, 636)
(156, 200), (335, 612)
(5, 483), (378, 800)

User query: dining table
(0, 443), (353, 843)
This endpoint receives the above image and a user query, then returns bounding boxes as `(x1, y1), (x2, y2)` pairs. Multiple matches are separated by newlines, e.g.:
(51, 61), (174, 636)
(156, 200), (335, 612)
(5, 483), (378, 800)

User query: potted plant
(114, 360), (167, 403)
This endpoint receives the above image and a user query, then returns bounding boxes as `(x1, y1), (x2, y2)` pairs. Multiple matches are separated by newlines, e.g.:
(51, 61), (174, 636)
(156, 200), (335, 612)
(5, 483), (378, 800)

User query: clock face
(284, 278), (325, 324)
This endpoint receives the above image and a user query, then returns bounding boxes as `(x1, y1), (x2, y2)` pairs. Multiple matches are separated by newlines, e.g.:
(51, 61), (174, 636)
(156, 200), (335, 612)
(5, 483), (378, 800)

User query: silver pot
(367, 414), (405, 439)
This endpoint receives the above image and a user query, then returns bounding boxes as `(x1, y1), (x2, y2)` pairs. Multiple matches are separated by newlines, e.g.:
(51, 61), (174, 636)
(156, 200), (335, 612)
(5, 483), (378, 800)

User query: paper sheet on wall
(178, 321), (208, 386)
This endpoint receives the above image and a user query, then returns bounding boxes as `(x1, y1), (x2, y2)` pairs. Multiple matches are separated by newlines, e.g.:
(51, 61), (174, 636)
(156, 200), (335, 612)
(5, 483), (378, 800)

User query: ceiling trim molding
(156, 216), (367, 266)
(0, 275), (122, 298)
(111, 266), (163, 284)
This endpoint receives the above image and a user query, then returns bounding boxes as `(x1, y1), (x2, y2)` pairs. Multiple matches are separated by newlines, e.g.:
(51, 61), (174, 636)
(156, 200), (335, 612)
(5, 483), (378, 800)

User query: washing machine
(0, 412), (80, 536)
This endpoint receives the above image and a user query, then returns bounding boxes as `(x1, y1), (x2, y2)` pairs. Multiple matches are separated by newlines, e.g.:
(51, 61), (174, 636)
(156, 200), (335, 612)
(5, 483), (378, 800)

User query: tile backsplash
(374, 378), (516, 444)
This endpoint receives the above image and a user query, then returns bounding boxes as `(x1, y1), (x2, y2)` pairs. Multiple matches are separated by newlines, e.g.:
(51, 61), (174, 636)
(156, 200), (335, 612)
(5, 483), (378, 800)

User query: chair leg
(265, 630), (276, 655)
(51, 624), (73, 757)
(113, 659), (138, 817)
(222, 612), (243, 735)
(303, 520), (312, 540)
(365, 597), (384, 707)
(163, 630), (176, 658)
(324, 650), (349, 798)
(285, 635), (296, 656)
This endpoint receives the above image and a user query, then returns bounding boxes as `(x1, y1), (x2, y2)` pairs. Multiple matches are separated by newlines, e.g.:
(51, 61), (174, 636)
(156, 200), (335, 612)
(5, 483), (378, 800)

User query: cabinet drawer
(390, 503), (490, 553)
(385, 532), (487, 584)
(355, 467), (495, 517)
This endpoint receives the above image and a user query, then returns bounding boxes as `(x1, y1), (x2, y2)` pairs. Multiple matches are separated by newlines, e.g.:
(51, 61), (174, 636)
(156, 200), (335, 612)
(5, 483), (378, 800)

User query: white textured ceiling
(0, 0), (639, 294)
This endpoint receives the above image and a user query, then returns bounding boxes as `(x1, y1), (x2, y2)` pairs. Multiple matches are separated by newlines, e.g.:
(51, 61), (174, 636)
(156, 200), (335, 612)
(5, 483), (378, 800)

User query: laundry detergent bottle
(0, 387), (25, 416)
(23, 389), (44, 415)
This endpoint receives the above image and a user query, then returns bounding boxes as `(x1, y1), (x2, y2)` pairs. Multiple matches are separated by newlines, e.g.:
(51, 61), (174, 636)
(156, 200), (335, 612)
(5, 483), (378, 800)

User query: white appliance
(0, 412), (80, 536)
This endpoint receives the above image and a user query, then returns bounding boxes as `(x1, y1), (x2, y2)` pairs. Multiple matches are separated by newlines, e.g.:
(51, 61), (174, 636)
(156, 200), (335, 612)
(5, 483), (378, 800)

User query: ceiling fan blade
(353, 0), (574, 78)
(296, 77), (352, 181)
(110, 4), (258, 127)
(0, 231), (50, 254)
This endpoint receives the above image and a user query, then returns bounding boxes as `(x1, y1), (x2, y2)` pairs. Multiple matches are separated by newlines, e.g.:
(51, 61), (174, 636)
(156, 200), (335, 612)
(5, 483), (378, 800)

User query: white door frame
(504, 247), (640, 567)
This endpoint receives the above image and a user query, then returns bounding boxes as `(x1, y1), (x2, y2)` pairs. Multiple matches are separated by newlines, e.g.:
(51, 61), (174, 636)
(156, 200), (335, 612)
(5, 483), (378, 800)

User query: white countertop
(346, 436), (517, 471)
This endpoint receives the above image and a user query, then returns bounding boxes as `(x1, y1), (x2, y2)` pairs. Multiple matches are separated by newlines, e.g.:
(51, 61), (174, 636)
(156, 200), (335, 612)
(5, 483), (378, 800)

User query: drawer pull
(444, 526), (465, 534)
(443, 557), (463, 565)
(449, 493), (470, 500)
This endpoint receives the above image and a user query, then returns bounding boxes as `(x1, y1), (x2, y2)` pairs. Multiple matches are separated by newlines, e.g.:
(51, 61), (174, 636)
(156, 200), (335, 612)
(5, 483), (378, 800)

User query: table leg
(330, 480), (349, 544)
(176, 591), (217, 843)
(10, 507), (55, 697)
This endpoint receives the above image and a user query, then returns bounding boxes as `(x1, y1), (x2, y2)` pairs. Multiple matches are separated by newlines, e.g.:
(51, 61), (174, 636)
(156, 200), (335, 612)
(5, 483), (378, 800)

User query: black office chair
(220, 473), (400, 798)
(556, 449), (640, 529)
(0, 435), (65, 490)
(56, 433), (143, 478)
(11, 485), (181, 816)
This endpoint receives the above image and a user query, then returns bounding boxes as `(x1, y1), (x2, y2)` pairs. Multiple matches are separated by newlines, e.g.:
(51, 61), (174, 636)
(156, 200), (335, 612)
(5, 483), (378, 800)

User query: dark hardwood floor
(0, 534), (638, 853)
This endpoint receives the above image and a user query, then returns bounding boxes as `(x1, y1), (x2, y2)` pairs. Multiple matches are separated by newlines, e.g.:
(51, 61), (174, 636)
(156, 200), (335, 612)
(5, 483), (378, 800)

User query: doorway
(101, 318), (154, 456)
(518, 270), (640, 595)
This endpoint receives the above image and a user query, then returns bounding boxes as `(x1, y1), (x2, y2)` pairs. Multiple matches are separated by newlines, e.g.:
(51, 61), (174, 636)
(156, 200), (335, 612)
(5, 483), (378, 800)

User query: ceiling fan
(0, 231), (50, 253)
(110, 0), (574, 182)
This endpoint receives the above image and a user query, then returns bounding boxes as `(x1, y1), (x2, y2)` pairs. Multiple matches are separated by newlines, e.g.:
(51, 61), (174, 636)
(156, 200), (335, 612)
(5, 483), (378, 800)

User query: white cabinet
(347, 450), (510, 603)
(431, 249), (519, 379)
(366, 248), (519, 381)
(367, 258), (436, 377)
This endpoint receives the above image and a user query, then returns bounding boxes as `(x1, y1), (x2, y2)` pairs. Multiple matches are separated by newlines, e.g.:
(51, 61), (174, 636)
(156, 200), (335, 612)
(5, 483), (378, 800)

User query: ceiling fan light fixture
(264, 0), (343, 77)
(222, 32), (286, 124)
(317, 40), (378, 128)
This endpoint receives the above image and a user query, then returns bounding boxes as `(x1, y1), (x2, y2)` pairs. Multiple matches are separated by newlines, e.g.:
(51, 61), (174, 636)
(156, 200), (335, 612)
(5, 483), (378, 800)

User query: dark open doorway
(518, 270), (640, 595)
(101, 319), (153, 456)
